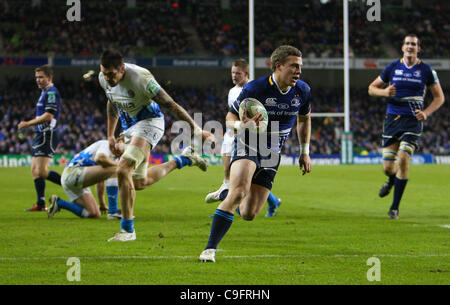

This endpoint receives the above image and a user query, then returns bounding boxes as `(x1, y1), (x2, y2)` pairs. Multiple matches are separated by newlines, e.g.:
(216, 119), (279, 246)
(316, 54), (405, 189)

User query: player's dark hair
(35, 65), (53, 77)
(101, 50), (124, 69)
(270, 45), (302, 72)
(404, 34), (420, 46)
(232, 58), (249, 73)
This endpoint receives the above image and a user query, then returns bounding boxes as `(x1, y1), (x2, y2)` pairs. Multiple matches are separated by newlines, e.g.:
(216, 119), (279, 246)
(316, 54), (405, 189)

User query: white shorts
(121, 117), (165, 150)
(221, 131), (235, 155)
(61, 166), (92, 202)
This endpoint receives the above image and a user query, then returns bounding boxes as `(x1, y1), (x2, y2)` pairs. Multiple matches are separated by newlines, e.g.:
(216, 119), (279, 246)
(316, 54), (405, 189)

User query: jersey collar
(270, 73), (291, 95)
(42, 83), (54, 91)
(400, 57), (420, 69)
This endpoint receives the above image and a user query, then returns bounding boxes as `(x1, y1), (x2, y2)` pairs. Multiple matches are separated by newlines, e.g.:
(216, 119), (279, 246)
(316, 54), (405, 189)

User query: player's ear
(120, 64), (125, 74)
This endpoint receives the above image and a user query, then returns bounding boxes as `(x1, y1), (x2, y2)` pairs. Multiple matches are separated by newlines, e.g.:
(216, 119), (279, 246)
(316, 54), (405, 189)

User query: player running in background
(99, 50), (215, 241)
(205, 59), (282, 217)
(18, 65), (63, 212)
(48, 138), (208, 219)
(368, 34), (445, 219)
(199, 45), (312, 262)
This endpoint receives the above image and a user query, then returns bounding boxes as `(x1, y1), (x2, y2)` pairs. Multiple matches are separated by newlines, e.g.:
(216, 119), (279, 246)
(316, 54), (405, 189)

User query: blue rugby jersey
(35, 85), (61, 132)
(229, 74), (311, 152)
(379, 58), (439, 116)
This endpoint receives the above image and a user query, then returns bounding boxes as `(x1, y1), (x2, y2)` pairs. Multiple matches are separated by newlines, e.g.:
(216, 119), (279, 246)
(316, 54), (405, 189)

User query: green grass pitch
(0, 164), (449, 285)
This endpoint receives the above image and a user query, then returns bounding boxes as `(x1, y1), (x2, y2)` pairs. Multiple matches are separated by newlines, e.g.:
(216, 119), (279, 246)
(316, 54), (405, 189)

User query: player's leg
(265, 192), (282, 217)
(48, 166), (101, 218)
(239, 184), (271, 221)
(388, 140), (415, 219)
(205, 132), (233, 203)
(133, 159), (177, 190)
(27, 156), (52, 211)
(105, 177), (121, 220)
(200, 159), (256, 262)
(134, 146), (208, 190)
(379, 142), (399, 197)
(109, 136), (149, 241)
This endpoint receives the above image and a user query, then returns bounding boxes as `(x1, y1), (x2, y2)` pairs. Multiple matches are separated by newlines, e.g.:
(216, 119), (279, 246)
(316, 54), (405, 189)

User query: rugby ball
(238, 98), (268, 133)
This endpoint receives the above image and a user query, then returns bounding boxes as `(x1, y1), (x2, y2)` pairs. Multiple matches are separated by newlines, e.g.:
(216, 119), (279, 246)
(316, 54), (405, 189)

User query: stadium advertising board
(0, 154), (436, 167)
(8, 57), (450, 70)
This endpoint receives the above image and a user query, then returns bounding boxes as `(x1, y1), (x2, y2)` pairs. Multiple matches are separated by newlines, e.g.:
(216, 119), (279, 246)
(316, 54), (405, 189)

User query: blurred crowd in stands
(1, 76), (448, 156)
(0, 0), (448, 58)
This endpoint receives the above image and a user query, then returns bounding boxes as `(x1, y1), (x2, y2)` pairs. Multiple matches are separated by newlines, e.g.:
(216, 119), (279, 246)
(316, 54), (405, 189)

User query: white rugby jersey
(99, 63), (163, 130)
(67, 140), (116, 168)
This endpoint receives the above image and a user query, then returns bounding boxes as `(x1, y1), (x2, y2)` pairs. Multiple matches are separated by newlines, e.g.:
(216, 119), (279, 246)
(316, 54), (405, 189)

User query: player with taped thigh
(368, 34), (445, 219)
(99, 50), (215, 242)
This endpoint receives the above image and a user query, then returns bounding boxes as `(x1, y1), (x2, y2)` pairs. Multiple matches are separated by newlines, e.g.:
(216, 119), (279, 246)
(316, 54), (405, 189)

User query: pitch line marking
(0, 253), (449, 261)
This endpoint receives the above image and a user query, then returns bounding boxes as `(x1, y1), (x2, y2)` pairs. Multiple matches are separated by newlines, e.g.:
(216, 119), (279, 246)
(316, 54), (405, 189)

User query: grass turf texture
(0, 164), (449, 285)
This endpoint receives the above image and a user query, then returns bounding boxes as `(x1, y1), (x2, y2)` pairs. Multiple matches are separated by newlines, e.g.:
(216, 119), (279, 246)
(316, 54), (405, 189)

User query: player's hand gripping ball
(238, 98), (268, 133)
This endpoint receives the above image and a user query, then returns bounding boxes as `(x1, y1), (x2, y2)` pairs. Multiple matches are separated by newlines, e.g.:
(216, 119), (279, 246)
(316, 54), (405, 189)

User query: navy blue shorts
(32, 130), (58, 158)
(382, 114), (422, 149)
(231, 136), (280, 190)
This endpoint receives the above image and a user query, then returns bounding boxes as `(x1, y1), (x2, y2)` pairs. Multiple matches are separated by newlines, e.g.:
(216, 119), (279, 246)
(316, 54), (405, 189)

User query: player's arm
(95, 180), (108, 214)
(18, 112), (53, 129)
(153, 87), (215, 143)
(226, 107), (263, 131)
(415, 82), (445, 121)
(368, 77), (396, 97)
(106, 100), (120, 154)
(94, 152), (117, 168)
(297, 113), (312, 175)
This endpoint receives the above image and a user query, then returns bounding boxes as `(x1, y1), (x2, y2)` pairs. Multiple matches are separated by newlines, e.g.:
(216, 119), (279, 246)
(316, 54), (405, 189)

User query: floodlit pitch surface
(0, 164), (448, 285)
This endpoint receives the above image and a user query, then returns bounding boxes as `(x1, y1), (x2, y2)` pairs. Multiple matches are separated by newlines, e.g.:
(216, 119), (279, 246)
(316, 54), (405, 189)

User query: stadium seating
(1, 76), (447, 156)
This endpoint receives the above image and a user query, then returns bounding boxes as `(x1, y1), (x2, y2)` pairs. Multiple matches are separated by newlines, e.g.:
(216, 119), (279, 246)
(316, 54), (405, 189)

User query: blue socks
(57, 198), (87, 217)
(34, 178), (46, 207)
(106, 185), (119, 214)
(267, 192), (279, 209)
(390, 177), (408, 211)
(174, 155), (192, 169)
(205, 209), (234, 250)
(121, 219), (134, 233)
(46, 171), (61, 185)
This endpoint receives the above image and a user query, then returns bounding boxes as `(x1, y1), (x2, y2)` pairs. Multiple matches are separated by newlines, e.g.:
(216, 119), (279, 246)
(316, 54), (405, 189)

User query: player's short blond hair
(270, 45), (302, 72)
(232, 59), (249, 73)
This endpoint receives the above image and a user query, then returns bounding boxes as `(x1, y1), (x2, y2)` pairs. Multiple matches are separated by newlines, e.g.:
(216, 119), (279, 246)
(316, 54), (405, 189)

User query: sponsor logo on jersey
(265, 98), (277, 106)
(277, 103), (290, 110)
(395, 69), (403, 75)
(291, 98), (301, 107)
(413, 70), (421, 78)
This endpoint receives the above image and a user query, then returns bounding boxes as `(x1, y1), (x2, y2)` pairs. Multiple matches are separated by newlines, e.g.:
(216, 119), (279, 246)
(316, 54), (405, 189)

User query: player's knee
(229, 188), (247, 204)
(398, 141), (415, 158)
(241, 211), (256, 221)
(121, 144), (145, 168)
(133, 179), (147, 190)
(90, 210), (102, 218)
(31, 167), (48, 178)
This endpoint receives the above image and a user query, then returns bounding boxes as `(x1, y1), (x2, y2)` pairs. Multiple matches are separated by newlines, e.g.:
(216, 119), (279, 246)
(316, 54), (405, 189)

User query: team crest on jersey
(128, 90), (135, 98)
(291, 98), (301, 107)
(395, 69), (403, 75)
(264, 98), (277, 106)
(413, 70), (421, 78)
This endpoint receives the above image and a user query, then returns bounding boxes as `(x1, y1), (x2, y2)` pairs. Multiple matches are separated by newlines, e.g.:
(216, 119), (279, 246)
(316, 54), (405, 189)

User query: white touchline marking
(0, 253), (449, 261)
(439, 225), (450, 229)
